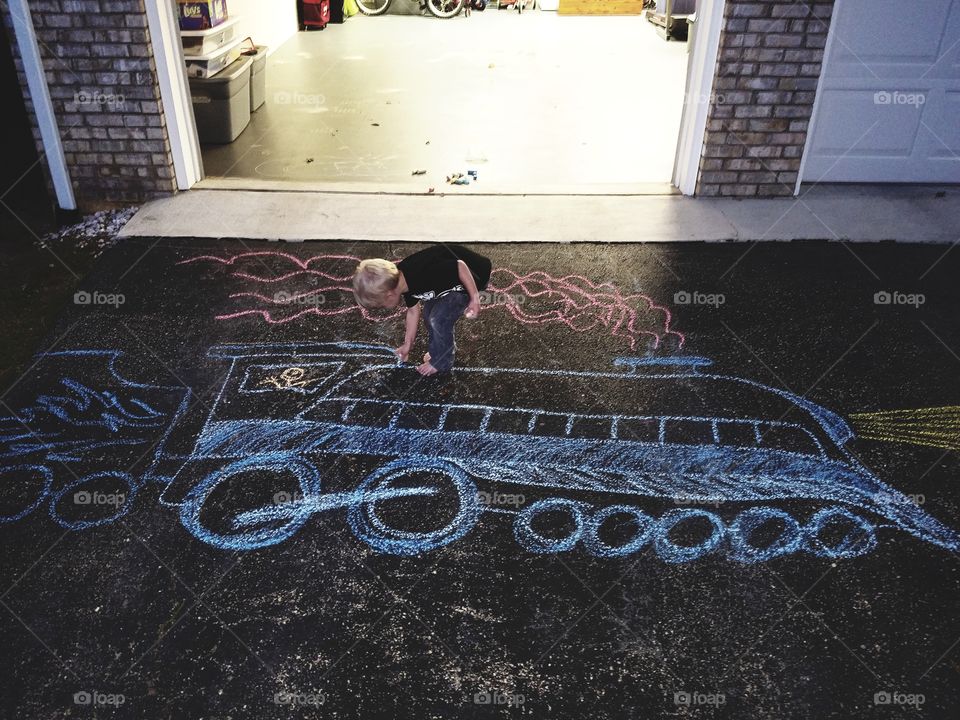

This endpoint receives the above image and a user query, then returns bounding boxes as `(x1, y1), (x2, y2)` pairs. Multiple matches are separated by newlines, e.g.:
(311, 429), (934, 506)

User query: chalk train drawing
(2, 343), (958, 562)
(0, 350), (190, 529)
(176, 252), (685, 350)
(161, 343), (959, 561)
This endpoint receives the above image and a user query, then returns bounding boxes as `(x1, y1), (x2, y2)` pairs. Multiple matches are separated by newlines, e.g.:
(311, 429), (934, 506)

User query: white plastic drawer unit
(181, 16), (241, 57)
(184, 36), (244, 79)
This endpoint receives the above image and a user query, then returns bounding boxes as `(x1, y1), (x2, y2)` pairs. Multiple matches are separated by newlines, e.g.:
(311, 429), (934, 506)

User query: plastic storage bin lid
(188, 55), (252, 98)
(187, 35), (243, 63)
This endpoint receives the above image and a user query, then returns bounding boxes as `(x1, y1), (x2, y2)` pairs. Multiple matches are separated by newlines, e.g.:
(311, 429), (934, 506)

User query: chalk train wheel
(348, 458), (480, 555)
(514, 498), (588, 553)
(180, 453), (321, 551)
(50, 471), (138, 530)
(803, 506), (877, 559)
(0, 464), (53, 524)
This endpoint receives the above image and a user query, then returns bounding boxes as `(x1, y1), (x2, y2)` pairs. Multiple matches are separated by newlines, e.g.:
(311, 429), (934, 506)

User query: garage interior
(184, 1), (693, 192)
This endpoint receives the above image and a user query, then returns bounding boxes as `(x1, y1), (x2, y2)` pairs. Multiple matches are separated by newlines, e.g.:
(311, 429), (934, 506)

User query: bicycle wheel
(355, 0), (392, 15)
(426, 0), (464, 18)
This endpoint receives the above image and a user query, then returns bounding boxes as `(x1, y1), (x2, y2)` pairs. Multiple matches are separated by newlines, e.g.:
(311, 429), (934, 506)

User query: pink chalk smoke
(177, 251), (684, 350)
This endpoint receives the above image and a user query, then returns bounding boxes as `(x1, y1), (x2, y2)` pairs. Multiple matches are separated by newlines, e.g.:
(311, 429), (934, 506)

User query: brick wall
(696, 0), (834, 197)
(0, 0), (176, 210)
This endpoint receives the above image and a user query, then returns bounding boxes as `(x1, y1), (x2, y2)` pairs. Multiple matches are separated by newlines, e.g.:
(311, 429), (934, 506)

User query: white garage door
(802, 0), (960, 183)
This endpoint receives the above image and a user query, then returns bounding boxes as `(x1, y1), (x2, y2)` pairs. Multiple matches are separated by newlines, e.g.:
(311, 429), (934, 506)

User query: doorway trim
(673, 0), (726, 196)
(9, 0), (76, 209)
(145, 0), (203, 190)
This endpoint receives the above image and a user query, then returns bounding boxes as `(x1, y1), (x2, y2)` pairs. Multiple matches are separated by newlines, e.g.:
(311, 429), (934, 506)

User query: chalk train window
(302, 399), (351, 422)
(530, 413), (571, 437)
(342, 401), (397, 428)
(716, 421), (760, 448)
(441, 407), (487, 432)
(758, 423), (823, 455)
(569, 417), (613, 440)
(662, 419), (715, 445)
(616, 418), (660, 443)
(486, 409), (534, 435)
(394, 404), (444, 430)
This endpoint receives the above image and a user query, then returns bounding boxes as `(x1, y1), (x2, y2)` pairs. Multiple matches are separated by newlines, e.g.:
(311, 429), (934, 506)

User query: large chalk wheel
(348, 458), (479, 556)
(180, 453), (321, 551)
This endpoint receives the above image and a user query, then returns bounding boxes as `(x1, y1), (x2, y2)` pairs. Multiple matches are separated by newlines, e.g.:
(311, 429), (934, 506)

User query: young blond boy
(352, 244), (492, 376)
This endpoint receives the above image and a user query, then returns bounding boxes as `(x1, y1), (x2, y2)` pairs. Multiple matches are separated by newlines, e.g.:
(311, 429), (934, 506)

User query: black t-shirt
(397, 244), (492, 308)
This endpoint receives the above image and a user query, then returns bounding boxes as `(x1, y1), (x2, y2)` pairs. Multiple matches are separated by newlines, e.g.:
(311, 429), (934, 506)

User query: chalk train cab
(162, 342), (960, 561)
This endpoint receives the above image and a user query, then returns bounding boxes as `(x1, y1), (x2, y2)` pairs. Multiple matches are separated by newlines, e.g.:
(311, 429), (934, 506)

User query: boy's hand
(395, 344), (411, 362)
(465, 298), (481, 319)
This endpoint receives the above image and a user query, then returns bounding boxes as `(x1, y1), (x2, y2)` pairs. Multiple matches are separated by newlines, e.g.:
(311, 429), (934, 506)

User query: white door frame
(673, 0), (728, 195)
(794, 0), (839, 192)
(145, 0), (203, 190)
(9, 0), (76, 209)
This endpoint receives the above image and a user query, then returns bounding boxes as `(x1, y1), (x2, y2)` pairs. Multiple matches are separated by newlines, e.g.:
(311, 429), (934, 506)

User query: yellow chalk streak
(850, 407), (960, 451)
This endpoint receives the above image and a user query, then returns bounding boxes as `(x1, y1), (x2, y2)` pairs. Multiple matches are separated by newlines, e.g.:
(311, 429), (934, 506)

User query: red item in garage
(302, 0), (331, 29)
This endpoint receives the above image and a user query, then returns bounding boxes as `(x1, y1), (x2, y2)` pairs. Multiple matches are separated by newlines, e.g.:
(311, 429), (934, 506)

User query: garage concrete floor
(199, 11), (689, 191)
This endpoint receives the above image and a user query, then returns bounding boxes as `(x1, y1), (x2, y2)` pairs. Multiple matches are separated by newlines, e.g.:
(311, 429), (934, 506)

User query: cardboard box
(178, 0), (228, 30)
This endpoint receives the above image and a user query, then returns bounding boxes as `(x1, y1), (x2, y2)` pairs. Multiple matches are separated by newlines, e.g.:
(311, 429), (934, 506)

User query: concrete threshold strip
(119, 185), (960, 243)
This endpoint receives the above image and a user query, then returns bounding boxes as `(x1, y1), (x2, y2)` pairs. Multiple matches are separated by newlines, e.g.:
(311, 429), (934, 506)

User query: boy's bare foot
(423, 352), (431, 364)
(416, 361), (438, 376)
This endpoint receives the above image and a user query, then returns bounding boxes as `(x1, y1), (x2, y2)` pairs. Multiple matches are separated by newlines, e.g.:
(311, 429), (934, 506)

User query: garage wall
(0, 0), (176, 210)
(227, 0), (298, 56)
(696, 0), (834, 197)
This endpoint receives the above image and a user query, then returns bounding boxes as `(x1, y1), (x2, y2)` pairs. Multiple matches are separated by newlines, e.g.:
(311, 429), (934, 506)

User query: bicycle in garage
(355, 0), (470, 19)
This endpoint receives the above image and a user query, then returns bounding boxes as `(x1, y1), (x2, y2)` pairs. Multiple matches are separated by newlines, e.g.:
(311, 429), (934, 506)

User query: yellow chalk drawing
(259, 367), (316, 391)
(849, 406), (960, 451)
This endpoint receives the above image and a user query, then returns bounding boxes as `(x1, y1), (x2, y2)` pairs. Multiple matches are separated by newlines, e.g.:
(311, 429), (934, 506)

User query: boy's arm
(396, 303), (420, 361)
(457, 260), (482, 319)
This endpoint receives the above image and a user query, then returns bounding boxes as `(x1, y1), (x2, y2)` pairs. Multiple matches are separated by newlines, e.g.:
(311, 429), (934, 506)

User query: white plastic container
(184, 36), (243, 79)
(189, 55), (252, 143)
(538, 0), (559, 9)
(181, 16), (240, 57)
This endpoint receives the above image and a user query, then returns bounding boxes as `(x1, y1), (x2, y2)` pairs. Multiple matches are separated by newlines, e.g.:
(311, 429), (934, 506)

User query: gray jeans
(421, 291), (469, 372)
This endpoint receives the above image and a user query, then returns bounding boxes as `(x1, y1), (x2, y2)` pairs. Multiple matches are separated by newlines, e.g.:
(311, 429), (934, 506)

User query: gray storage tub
(189, 55), (252, 144)
(249, 45), (268, 111)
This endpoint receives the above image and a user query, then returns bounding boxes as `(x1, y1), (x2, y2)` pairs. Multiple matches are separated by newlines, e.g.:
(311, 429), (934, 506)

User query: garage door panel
(803, 0), (960, 183)
(926, 92), (960, 158)
(826, 0), (945, 72)
(811, 90), (922, 156)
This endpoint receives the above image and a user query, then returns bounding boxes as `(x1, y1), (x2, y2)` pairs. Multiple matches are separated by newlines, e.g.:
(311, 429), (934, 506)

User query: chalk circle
(583, 505), (655, 558)
(653, 509), (725, 564)
(0, 464), (53, 524)
(50, 471), (137, 531)
(514, 498), (588, 554)
(803, 506), (877, 559)
(348, 458), (480, 556)
(727, 507), (803, 563)
(180, 453), (321, 551)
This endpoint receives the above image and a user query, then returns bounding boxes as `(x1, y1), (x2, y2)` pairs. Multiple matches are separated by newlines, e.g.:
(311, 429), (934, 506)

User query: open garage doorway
(191, 2), (697, 193)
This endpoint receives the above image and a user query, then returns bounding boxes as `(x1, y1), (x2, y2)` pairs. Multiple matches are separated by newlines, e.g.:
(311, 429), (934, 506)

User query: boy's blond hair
(353, 258), (401, 309)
